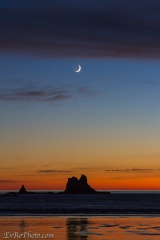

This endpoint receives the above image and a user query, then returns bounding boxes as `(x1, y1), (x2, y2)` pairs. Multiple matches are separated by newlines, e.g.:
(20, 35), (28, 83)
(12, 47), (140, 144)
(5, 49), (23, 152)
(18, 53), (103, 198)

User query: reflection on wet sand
(1, 216), (160, 240)
(67, 218), (88, 240)
(19, 219), (27, 240)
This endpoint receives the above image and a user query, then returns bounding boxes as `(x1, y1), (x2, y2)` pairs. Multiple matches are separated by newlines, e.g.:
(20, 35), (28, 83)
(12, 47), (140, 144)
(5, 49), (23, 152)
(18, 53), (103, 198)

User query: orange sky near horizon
(1, 125), (160, 191)
(1, 166), (160, 190)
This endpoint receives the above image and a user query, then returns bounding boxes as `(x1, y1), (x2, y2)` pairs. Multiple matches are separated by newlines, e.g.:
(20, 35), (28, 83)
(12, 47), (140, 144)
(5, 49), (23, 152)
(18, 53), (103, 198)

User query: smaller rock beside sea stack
(19, 185), (28, 194)
(64, 174), (96, 194)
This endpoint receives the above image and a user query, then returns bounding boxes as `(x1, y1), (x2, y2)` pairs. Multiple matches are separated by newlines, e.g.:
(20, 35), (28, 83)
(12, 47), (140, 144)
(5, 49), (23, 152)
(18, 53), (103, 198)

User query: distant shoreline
(1, 190), (160, 194)
(3, 190), (111, 196)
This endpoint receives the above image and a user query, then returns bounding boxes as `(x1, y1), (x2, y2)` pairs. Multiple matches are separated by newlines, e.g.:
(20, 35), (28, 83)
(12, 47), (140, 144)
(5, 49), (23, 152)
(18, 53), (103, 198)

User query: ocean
(1, 191), (160, 215)
(1, 191), (160, 239)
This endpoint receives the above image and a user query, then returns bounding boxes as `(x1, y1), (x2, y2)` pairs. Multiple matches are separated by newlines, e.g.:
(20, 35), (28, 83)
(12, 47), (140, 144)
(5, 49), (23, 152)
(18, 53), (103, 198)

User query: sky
(1, 0), (160, 190)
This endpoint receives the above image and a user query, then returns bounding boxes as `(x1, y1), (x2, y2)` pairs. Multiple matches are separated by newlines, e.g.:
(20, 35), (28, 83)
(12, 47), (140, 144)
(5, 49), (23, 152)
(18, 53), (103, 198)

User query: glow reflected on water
(1, 216), (160, 240)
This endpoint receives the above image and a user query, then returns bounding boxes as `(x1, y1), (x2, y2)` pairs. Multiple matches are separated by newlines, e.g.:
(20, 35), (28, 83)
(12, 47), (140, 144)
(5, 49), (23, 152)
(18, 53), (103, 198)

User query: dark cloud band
(1, 0), (160, 58)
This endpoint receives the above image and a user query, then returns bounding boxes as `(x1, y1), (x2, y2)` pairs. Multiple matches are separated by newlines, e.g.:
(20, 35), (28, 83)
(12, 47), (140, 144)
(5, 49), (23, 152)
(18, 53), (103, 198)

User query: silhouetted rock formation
(19, 185), (28, 194)
(64, 174), (96, 194)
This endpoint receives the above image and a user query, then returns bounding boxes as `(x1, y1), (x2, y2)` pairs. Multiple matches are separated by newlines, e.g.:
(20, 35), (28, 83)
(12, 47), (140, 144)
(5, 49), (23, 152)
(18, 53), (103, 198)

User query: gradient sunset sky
(1, 0), (160, 190)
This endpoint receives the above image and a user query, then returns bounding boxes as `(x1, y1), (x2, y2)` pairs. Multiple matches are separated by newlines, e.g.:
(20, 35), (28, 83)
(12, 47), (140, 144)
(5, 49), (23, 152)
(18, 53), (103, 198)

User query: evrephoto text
(4, 231), (54, 239)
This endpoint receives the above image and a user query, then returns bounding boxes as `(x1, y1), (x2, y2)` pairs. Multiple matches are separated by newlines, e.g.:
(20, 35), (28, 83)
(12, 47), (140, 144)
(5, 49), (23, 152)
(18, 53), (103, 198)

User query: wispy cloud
(73, 167), (103, 172)
(105, 168), (158, 173)
(0, 0), (160, 58)
(143, 80), (155, 85)
(76, 86), (95, 96)
(0, 81), (95, 103)
(0, 179), (19, 183)
(0, 87), (71, 102)
(38, 170), (71, 173)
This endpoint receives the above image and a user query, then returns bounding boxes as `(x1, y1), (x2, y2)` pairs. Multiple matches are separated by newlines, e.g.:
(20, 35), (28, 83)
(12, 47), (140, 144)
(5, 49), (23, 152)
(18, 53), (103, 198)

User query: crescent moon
(75, 65), (81, 73)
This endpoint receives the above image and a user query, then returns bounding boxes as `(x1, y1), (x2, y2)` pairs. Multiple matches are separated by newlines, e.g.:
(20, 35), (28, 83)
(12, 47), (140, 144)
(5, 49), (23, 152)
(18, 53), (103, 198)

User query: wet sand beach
(1, 216), (160, 240)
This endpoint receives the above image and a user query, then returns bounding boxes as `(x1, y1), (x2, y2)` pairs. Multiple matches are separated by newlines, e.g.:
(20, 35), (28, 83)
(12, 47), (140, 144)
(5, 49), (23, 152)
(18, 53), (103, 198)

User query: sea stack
(19, 185), (28, 194)
(64, 174), (96, 194)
